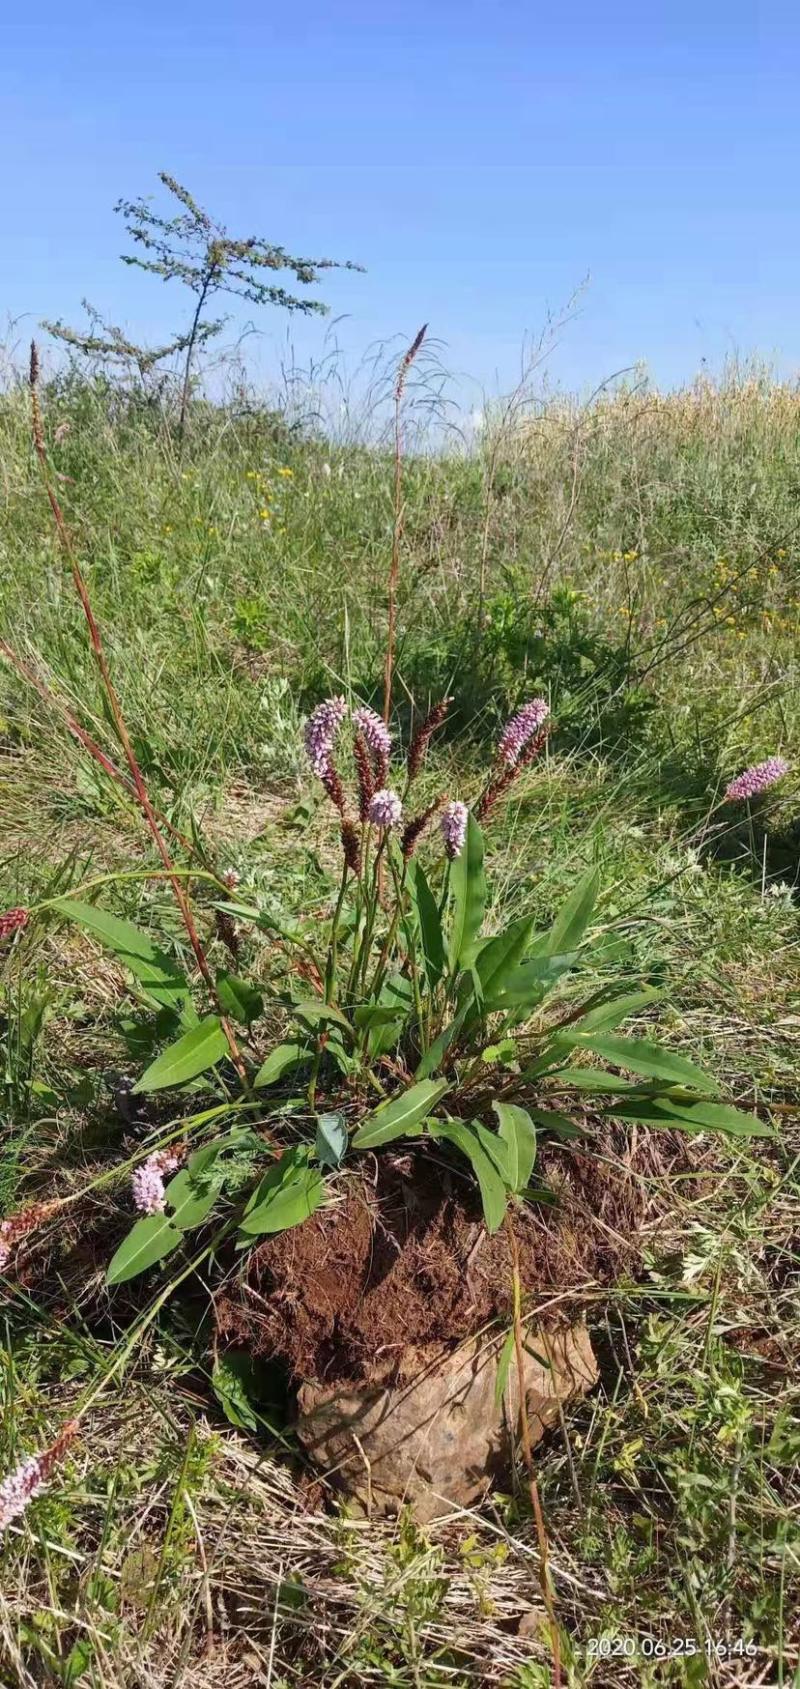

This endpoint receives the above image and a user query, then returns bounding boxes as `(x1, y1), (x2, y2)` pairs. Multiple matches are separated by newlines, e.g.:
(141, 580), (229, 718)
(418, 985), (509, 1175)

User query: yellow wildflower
(277, 466), (293, 478)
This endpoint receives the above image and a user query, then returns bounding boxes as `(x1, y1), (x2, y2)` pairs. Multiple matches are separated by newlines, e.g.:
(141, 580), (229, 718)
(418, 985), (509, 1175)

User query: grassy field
(1, 353), (798, 1687)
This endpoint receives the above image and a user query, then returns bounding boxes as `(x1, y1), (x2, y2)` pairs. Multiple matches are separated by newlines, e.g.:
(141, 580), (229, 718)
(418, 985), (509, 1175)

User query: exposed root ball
(216, 1128), (691, 1384)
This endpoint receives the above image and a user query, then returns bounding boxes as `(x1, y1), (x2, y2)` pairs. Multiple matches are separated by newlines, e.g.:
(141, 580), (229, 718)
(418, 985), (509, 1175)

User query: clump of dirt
(216, 1126), (694, 1384)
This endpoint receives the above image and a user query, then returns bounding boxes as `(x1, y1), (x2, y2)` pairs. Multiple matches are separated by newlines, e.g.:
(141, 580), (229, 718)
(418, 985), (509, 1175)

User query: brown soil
(216, 1126), (695, 1385)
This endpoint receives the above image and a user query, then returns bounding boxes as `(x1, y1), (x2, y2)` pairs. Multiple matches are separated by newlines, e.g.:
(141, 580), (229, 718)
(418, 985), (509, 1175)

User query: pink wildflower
(497, 699), (550, 767)
(0, 908), (29, 943)
(368, 788), (403, 830)
(724, 757), (789, 802)
(0, 1199), (62, 1275)
(440, 800), (468, 859)
(131, 1147), (184, 1216)
(303, 696), (347, 779)
(0, 1420), (78, 1534)
(352, 706), (392, 768)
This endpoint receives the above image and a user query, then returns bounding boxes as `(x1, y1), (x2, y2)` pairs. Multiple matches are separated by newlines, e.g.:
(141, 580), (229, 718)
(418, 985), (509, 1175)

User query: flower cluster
(352, 706), (392, 773)
(402, 800), (441, 859)
(369, 788), (403, 830)
(724, 757), (789, 802)
(303, 696), (347, 779)
(497, 698), (550, 767)
(407, 697), (452, 779)
(132, 1146), (186, 1216)
(0, 1198), (62, 1275)
(0, 1420), (78, 1535)
(0, 907), (29, 944)
(440, 800), (468, 859)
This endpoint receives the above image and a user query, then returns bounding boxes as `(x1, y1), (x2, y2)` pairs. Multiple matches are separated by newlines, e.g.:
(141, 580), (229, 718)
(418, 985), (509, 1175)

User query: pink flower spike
(352, 706), (392, 766)
(131, 1145), (186, 1215)
(724, 757), (789, 802)
(303, 696), (347, 780)
(0, 1420), (78, 1534)
(440, 800), (468, 859)
(497, 699), (550, 767)
(368, 788), (403, 830)
(0, 908), (29, 943)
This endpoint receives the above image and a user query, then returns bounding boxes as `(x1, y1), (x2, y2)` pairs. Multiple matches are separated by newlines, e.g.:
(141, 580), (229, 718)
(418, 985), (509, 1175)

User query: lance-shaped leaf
(239, 1147), (326, 1237)
(254, 1042), (310, 1087)
(353, 1079), (450, 1150)
(607, 1095), (773, 1138)
(563, 987), (661, 1037)
(448, 813), (486, 970)
(216, 971), (264, 1026)
(473, 916), (535, 1002)
(492, 1100), (537, 1192)
(569, 1033), (719, 1094)
(133, 1014), (229, 1094)
(544, 1067), (656, 1093)
(294, 999), (353, 1036)
(484, 951), (578, 1012)
(107, 1214), (183, 1285)
(432, 1118), (507, 1234)
(532, 865), (600, 958)
(406, 859), (446, 988)
(53, 899), (195, 1021)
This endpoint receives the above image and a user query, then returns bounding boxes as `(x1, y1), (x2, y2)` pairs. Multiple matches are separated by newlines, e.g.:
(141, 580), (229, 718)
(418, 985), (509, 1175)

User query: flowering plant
(1, 692), (773, 1290)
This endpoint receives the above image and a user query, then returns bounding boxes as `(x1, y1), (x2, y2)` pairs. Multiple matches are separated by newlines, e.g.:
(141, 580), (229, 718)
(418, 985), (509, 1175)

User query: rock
(296, 1321), (598, 1521)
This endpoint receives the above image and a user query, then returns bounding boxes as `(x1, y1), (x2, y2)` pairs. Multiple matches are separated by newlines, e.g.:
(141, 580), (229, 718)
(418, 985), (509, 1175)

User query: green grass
(0, 356), (798, 1685)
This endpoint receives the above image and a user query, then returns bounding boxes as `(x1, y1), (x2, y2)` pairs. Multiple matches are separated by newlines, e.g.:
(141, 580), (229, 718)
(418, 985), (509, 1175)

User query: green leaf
(535, 866), (600, 957)
(545, 1067), (653, 1093)
(448, 813), (486, 970)
(608, 1096), (774, 1138)
(474, 916), (535, 1001)
(433, 1119), (507, 1234)
(493, 1101), (537, 1192)
(494, 1326), (516, 1410)
(353, 1079), (450, 1150)
(482, 1038), (518, 1066)
(315, 1111), (347, 1168)
(294, 999), (352, 1035)
(62, 1639), (94, 1687)
(485, 952), (578, 1011)
(572, 1034), (719, 1094)
(53, 899), (194, 1020)
(472, 1120), (513, 1185)
(407, 860), (446, 988)
(353, 1004), (406, 1030)
(415, 991), (475, 1080)
(253, 1042), (310, 1087)
(565, 987), (661, 1036)
(211, 1352), (260, 1431)
(132, 1014), (228, 1094)
(163, 1162), (220, 1231)
(526, 1106), (588, 1141)
(216, 971), (264, 1026)
(106, 1214), (183, 1284)
(238, 1150), (326, 1236)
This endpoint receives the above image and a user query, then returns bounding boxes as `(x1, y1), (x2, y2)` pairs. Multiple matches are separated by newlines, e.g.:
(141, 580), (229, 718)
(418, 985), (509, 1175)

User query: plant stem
(505, 1213), (562, 1689)
(382, 324), (426, 724)
(29, 346), (250, 1092)
(368, 852), (407, 1003)
(178, 266), (215, 443)
(32, 865), (228, 915)
(0, 640), (200, 860)
(325, 861), (350, 1004)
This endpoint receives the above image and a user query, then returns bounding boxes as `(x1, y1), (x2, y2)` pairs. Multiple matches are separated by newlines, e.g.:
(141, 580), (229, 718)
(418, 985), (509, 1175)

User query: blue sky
(2, 1), (798, 401)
